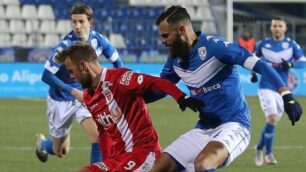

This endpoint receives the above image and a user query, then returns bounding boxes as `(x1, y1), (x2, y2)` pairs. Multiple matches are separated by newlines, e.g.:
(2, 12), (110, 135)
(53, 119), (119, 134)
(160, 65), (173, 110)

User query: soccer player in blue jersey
(251, 17), (306, 166)
(147, 6), (302, 172)
(35, 3), (123, 163)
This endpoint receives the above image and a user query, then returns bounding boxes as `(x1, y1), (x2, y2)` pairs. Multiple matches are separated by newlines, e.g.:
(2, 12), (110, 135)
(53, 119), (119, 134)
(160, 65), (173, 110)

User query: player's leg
(256, 89), (281, 165)
(264, 90), (283, 165)
(151, 128), (213, 172)
(52, 134), (70, 157)
(75, 104), (101, 164)
(194, 141), (227, 171)
(149, 153), (181, 172)
(194, 122), (250, 172)
(35, 97), (75, 162)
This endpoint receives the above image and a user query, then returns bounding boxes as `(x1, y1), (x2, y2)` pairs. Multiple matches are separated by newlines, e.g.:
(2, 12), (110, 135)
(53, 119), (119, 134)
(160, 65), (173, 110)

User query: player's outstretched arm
(145, 76), (204, 112)
(251, 59), (302, 126)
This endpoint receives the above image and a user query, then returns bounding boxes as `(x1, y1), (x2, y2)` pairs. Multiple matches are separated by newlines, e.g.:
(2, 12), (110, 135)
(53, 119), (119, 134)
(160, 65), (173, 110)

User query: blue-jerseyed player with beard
(146, 6), (302, 172)
(35, 3), (123, 164)
(251, 17), (306, 166)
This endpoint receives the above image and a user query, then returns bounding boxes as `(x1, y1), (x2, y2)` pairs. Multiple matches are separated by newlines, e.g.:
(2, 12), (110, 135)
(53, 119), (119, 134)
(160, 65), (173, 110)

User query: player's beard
(170, 35), (190, 61)
(79, 72), (93, 89)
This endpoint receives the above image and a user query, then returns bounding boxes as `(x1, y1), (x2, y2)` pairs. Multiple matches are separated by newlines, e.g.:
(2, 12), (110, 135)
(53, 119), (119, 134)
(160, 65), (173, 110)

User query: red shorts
(82, 149), (161, 172)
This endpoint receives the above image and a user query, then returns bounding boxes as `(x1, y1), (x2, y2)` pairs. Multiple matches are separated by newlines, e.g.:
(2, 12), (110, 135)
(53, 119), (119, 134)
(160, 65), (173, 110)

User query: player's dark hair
(156, 5), (191, 26)
(56, 42), (97, 64)
(271, 16), (286, 23)
(70, 3), (93, 21)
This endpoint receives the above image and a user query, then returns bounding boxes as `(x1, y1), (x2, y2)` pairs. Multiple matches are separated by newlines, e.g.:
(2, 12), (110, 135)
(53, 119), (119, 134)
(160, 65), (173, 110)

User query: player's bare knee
(149, 153), (177, 172)
(195, 141), (228, 170)
(194, 157), (212, 171)
(266, 115), (278, 124)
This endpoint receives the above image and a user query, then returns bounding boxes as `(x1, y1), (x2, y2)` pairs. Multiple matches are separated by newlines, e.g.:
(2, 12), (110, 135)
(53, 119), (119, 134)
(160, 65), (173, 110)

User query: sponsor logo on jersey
(90, 103), (98, 110)
(282, 42), (289, 49)
(94, 162), (110, 171)
(198, 47), (207, 60)
(265, 43), (272, 48)
(137, 75), (143, 84)
(190, 83), (221, 95)
(97, 85), (123, 128)
(97, 112), (121, 128)
(120, 71), (133, 85)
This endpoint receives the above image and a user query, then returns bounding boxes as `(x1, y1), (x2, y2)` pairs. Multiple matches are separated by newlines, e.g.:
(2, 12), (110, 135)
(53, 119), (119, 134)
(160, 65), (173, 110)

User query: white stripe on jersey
(101, 68), (107, 81)
(243, 55), (259, 70)
(62, 40), (69, 46)
(173, 56), (225, 88)
(117, 116), (134, 152)
(95, 47), (102, 57)
(261, 47), (293, 62)
(101, 70), (134, 152)
(44, 60), (60, 74)
(109, 51), (120, 62)
(298, 56), (306, 61)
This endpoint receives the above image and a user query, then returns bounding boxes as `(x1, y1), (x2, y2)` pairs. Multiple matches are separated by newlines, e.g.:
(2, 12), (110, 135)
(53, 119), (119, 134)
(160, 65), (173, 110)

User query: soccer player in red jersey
(56, 43), (203, 172)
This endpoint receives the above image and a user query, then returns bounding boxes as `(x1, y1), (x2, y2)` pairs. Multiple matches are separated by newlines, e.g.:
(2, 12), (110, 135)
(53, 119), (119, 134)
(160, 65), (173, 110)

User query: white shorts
(47, 96), (92, 138)
(258, 89), (284, 118)
(164, 122), (250, 171)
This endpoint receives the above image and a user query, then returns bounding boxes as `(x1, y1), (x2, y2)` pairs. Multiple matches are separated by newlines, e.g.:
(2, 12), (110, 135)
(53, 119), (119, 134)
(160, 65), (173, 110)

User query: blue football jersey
(161, 32), (254, 129)
(255, 37), (305, 91)
(43, 30), (122, 101)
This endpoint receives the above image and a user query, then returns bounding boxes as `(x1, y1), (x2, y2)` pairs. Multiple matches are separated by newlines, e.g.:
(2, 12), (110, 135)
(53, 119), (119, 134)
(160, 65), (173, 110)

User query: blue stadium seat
(19, 0), (35, 4)
(53, 6), (69, 19)
(94, 9), (109, 20)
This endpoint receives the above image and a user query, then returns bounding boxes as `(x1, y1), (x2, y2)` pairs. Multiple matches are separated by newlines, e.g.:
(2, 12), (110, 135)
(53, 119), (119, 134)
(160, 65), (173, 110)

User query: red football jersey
(83, 68), (185, 158)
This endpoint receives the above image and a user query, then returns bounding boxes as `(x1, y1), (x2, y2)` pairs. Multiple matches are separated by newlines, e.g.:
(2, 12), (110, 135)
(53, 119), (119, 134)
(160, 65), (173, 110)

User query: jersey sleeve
(160, 57), (181, 83)
(44, 38), (70, 74)
(292, 40), (305, 60)
(41, 36), (72, 93)
(96, 33), (123, 68)
(255, 40), (263, 57)
(117, 69), (185, 101)
(210, 36), (253, 66)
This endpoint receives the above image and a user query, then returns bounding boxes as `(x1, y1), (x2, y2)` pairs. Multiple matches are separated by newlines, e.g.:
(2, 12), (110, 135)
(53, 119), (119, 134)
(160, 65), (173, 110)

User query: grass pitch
(0, 97), (305, 172)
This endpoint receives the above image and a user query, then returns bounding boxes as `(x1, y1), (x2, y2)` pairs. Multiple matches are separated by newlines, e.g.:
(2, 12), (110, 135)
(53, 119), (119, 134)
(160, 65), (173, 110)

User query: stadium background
(1, 0), (306, 97)
(1, 0), (306, 172)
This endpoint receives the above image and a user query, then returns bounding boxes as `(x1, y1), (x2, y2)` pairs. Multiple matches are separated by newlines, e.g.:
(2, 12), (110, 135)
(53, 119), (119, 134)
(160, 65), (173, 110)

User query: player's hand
(282, 92), (302, 126)
(178, 96), (204, 112)
(281, 59), (293, 71)
(250, 71), (258, 83)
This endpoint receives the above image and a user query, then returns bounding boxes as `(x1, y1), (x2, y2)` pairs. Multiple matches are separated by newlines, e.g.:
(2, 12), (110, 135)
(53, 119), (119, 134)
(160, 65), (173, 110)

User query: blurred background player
(145, 6), (302, 172)
(35, 3), (124, 163)
(57, 43), (203, 172)
(251, 17), (306, 166)
(238, 29), (256, 53)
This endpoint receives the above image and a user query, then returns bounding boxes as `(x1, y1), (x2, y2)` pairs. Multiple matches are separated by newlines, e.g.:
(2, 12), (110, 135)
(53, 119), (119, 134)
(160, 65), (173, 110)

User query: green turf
(0, 97), (305, 172)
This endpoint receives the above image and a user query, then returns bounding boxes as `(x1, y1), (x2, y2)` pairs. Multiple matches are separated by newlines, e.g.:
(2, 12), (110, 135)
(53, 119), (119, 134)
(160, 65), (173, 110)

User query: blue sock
(201, 169), (216, 172)
(264, 123), (275, 154)
(257, 125), (266, 150)
(41, 138), (54, 155)
(90, 143), (102, 163)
